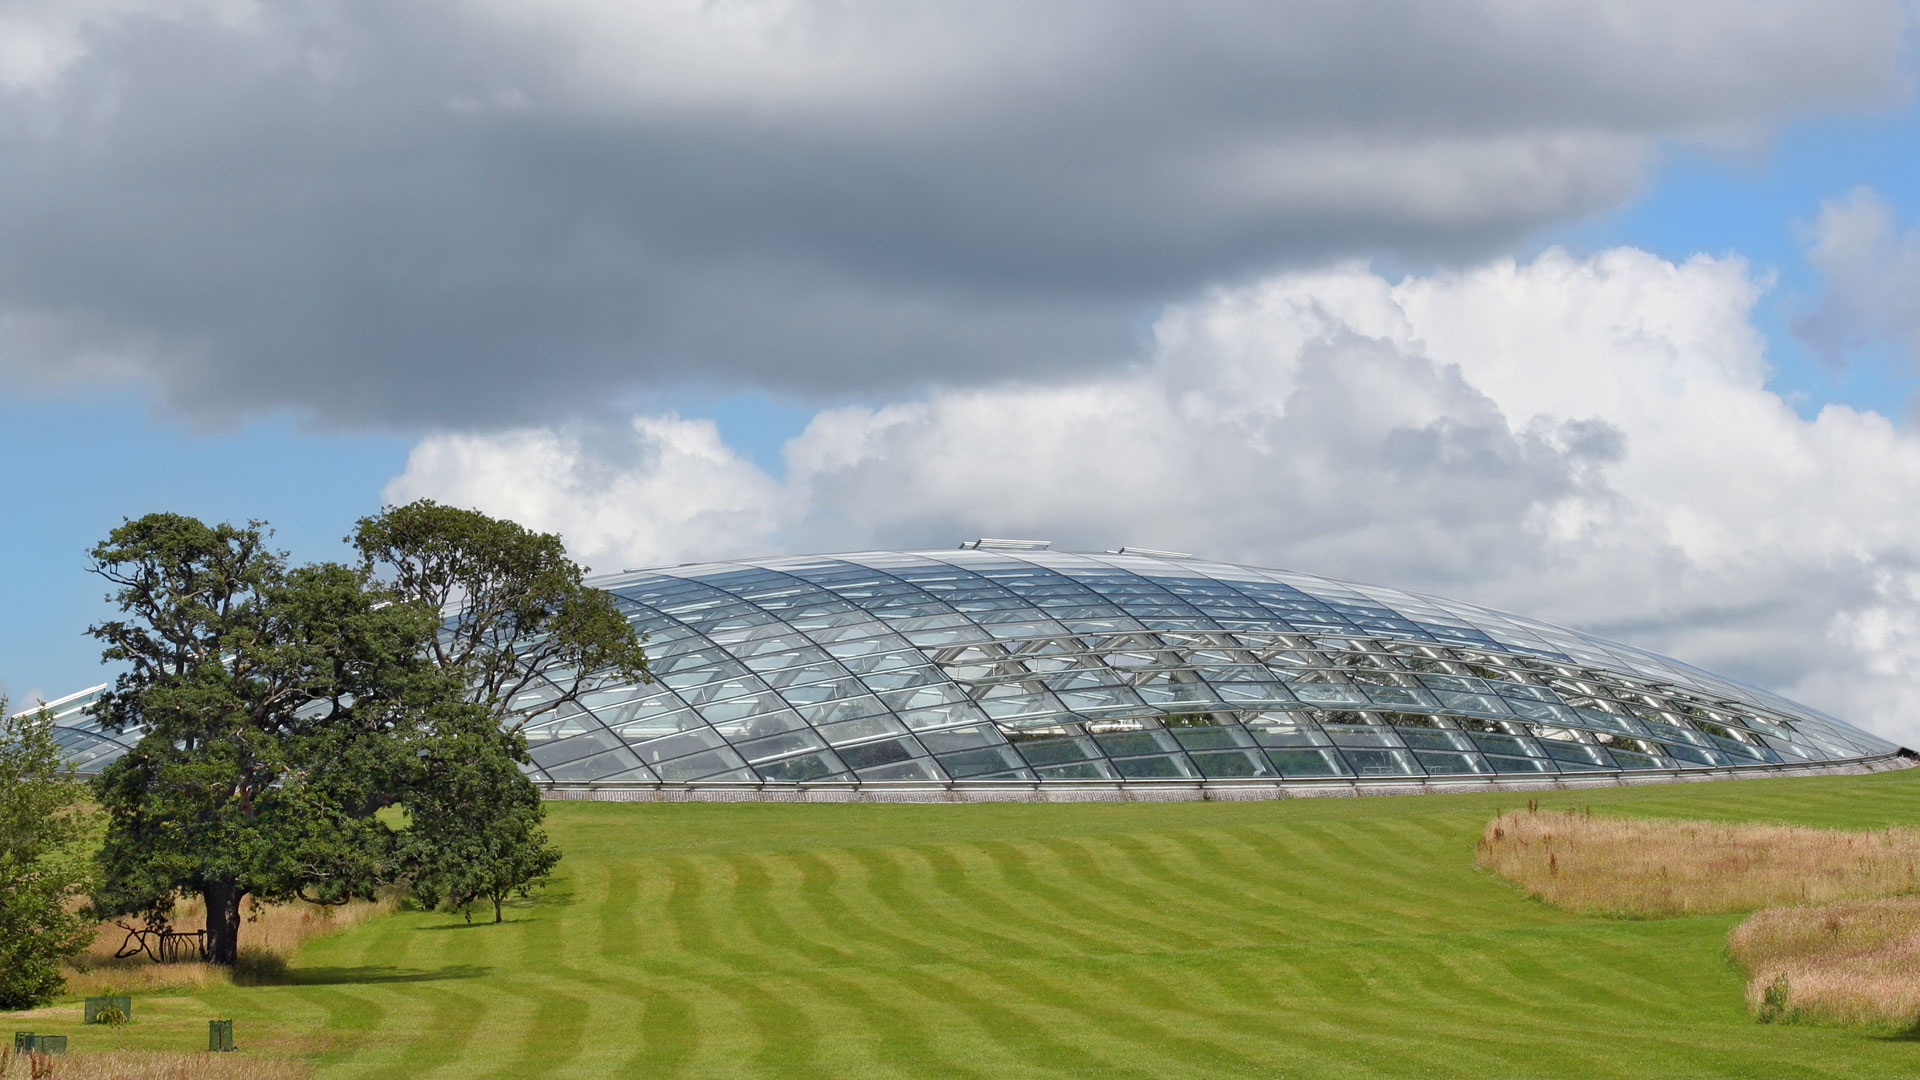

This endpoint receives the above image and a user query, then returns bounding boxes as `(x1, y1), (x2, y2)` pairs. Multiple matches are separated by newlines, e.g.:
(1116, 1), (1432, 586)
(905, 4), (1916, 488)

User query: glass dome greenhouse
(35, 544), (1906, 793)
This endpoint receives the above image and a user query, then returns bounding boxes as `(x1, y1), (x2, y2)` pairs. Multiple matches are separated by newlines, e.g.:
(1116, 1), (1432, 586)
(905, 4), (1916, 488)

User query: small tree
(87, 514), (448, 964)
(400, 712), (560, 922)
(353, 501), (648, 917)
(0, 699), (98, 1008)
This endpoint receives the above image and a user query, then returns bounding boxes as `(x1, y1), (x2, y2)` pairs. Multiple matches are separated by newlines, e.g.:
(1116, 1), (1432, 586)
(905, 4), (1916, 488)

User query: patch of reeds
(62, 894), (397, 998)
(0, 1049), (309, 1080)
(1727, 897), (1920, 1029)
(1475, 805), (1920, 917)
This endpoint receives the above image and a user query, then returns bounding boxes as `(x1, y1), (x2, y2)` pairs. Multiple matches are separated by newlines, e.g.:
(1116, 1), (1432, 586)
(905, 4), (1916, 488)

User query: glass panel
(1010, 736), (1100, 766)
(612, 707), (708, 740)
(1093, 730), (1177, 757)
(1266, 747), (1349, 776)
(1054, 687), (1146, 713)
(837, 650), (928, 676)
(1357, 685), (1438, 709)
(1189, 749), (1276, 778)
(896, 704), (990, 730)
(814, 714), (908, 744)
(1213, 683), (1295, 705)
(527, 729), (620, 767)
(709, 710), (809, 740)
(937, 746), (1027, 778)
(754, 752), (846, 783)
(653, 748), (750, 781)
(778, 678), (870, 706)
(1540, 740), (1612, 768)
(1136, 682), (1217, 706)
(757, 662), (852, 689)
(856, 759), (946, 782)
(733, 728), (827, 763)
(1339, 747), (1420, 777)
(880, 684), (973, 712)
(1326, 725), (1401, 748)
(1171, 726), (1255, 751)
(1034, 760), (1119, 780)
(1291, 683), (1369, 707)
(1607, 748), (1664, 770)
(803, 696), (893, 726)
(1412, 750), (1491, 775)
(1482, 753), (1554, 773)
(545, 747), (648, 782)
(1469, 732), (1540, 757)
(1396, 728), (1469, 751)
(699, 692), (791, 724)
(859, 666), (942, 692)
(917, 725), (1003, 754)
(627, 727), (729, 763)
(1110, 754), (1198, 779)
(836, 738), (922, 771)
(1660, 742), (1722, 767)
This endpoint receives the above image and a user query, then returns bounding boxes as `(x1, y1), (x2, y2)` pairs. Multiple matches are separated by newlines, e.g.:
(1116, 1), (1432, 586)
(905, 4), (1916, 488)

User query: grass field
(11, 770), (1920, 1079)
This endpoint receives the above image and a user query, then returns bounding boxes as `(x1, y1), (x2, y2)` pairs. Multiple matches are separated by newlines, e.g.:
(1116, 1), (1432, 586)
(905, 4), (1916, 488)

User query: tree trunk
(493, 894), (503, 923)
(204, 881), (244, 966)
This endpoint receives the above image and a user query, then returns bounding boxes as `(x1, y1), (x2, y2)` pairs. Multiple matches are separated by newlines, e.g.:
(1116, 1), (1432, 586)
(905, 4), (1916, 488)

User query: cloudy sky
(7, 1), (1920, 743)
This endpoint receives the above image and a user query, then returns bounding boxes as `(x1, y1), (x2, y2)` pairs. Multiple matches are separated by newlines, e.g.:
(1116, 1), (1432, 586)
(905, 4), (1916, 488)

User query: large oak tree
(86, 514), (451, 965)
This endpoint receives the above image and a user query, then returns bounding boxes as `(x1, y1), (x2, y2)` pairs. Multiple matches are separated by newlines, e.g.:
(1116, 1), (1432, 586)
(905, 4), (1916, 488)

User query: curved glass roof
(32, 547), (1902, 786)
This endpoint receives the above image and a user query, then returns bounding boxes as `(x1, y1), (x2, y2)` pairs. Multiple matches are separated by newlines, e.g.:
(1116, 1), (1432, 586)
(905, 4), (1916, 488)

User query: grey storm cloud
(0, 0), (1910, 426)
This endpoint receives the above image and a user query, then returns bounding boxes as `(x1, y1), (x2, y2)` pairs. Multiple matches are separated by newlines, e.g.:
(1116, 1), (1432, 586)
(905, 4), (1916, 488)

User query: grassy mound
(1730, 897), (1920, 1028)
(11, 770), (1920, 1078)
(1474, 806), (1920, 917)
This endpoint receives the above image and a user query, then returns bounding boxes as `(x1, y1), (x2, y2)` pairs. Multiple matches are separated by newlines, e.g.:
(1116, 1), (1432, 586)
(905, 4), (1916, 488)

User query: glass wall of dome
(32, 546), (1904, 787)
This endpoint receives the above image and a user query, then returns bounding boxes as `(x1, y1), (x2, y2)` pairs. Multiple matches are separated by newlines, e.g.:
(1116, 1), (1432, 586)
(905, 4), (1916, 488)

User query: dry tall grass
(1728, 898), (1920, 1029)
(63, 895), (397, 997)
(1475, 806), (1920, 917)
(0, 1049), (309, 1080)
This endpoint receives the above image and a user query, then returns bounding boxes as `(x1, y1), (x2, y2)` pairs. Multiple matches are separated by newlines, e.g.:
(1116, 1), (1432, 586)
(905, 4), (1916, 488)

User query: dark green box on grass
(13, 1034), (66, 1054)
(85, 995), (133, 1023)
(208, 1019), (235, 1052)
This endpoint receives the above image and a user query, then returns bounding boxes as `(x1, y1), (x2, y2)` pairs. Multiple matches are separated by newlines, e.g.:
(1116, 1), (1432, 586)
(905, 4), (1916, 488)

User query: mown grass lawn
(14, 770), (1920, 1078)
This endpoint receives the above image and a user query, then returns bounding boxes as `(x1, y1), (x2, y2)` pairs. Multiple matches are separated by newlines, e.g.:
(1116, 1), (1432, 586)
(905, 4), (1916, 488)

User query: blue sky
(6, 3), (1920, 740)
(11, 102), (1918, 700)
(1556, 106), (1920, 421)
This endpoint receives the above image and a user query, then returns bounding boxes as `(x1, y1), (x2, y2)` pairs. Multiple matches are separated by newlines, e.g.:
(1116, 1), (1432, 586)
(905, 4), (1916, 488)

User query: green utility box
(208, 1019), (235, 1052)
(85, 995), (133, 1024)
(13, 1034), (66, 1054)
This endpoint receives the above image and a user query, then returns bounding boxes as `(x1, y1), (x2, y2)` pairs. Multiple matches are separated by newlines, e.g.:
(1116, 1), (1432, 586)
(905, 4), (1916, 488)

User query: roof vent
(960, 538), (1053, 551)
(1115, 546), (1195, 559)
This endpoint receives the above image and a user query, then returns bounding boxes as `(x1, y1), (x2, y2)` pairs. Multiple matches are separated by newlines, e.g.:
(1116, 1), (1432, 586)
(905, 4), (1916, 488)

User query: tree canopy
(355, 500), (642, 920)
(352, 499), (650, 729)
(87, 514), (452, 964)
(85, 504), (643, 958)
(0, 699), (98, 1008)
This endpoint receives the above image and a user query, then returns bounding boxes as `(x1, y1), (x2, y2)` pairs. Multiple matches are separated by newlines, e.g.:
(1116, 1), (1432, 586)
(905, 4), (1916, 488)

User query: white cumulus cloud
(389, 246), (1920, 746)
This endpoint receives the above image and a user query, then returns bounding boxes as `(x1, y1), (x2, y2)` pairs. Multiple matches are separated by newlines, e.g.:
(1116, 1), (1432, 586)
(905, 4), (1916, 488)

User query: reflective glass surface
(30, 549), (1902, 784)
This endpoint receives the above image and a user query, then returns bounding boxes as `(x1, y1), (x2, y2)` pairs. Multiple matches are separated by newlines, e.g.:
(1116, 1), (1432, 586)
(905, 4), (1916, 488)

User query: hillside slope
(16, 773), (1920, 1078)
